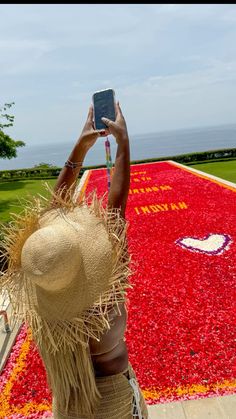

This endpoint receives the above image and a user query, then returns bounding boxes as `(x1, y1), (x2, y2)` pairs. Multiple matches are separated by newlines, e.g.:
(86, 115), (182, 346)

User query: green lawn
(0, 179), (56, 223)
(1, 160), (236, 223)
(190, 160), (236, 184)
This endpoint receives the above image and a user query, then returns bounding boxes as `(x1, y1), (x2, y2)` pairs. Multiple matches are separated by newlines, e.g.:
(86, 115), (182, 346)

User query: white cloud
(116, 59), (236, 133)
(0, 39), (52, 52)
(118, 59), (236, 96)
(0, 38), (56, 76)
(1, 4), (236, 145)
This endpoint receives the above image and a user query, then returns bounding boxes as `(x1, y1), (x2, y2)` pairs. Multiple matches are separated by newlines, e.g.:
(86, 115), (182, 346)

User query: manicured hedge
(130, 148), (236, 165)
(0, 148), (236, 181)
(0, 167), (62, 180)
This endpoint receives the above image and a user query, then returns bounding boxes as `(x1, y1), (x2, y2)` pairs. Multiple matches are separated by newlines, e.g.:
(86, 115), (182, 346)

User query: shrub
(0, 148), (235, 181)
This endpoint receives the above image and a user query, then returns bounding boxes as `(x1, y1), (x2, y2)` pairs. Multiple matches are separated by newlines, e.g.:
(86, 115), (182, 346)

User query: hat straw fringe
(39, 330), (102, 415)
(0, 183), (134, 415)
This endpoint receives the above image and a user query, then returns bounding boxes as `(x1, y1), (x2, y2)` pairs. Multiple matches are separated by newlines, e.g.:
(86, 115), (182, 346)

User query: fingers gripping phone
(92, 88), (116, 132)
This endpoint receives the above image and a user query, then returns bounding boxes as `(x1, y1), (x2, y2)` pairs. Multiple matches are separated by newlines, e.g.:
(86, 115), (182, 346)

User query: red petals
(1, 161), (235, 414)
(86, 162), (236, 403)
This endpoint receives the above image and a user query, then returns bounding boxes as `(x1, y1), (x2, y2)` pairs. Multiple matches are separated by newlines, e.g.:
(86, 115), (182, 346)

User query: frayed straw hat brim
(0, 185), (133, 415)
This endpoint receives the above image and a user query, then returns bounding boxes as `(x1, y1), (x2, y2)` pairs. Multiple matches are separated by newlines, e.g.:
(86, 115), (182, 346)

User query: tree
(0, 102), (25, 159)
(34, 162), (54, 168)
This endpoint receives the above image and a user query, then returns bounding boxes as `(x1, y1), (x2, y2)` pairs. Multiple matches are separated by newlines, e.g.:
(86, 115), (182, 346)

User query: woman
(1, 102), (148, 418)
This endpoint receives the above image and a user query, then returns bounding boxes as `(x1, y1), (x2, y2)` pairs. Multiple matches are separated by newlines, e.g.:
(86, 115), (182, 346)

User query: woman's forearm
(108, 139), (130, 218)
(53, 105), (102, 199)
(54, 141), (89, 195)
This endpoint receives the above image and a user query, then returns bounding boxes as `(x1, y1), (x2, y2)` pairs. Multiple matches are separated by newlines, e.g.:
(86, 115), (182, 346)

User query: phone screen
(93, 89), (116, 130)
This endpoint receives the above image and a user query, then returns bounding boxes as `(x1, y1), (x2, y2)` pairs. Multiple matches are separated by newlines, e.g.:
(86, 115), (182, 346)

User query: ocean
(1, 123), (236, 171)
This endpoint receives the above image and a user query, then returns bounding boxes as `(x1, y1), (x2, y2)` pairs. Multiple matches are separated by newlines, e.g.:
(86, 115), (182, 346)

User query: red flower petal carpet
(0, 161), (235, 417)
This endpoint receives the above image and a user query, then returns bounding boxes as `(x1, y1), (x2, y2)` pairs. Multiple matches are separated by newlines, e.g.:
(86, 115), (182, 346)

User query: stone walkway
(0, 291), (22, 372)
(43, 396), (236, 419)
(148, 395), (236, 418)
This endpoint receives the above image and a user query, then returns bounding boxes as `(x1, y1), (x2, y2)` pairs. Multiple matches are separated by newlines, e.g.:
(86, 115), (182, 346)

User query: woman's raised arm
(102, 102), (130, 219)
(54, 106), (105, 197)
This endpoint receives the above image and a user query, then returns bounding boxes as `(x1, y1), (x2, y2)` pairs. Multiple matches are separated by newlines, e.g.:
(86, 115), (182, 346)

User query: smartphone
(92, 88), (116, 131)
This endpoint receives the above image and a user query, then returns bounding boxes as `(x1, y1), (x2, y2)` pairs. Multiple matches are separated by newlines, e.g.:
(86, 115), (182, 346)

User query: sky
(1, 3), (236, 146)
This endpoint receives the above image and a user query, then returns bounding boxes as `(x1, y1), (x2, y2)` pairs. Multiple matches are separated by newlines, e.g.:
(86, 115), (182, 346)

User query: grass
(0, 179), (56, 223)
(190, 160), (236, 184)
(0, 160), (235, 224)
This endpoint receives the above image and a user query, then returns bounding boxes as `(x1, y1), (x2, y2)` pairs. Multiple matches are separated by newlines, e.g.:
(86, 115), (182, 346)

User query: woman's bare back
(89, 303), (129, 376)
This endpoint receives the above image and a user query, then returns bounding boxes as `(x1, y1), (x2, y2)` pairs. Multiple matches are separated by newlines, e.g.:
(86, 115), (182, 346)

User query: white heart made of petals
(176, 233), (232, 255)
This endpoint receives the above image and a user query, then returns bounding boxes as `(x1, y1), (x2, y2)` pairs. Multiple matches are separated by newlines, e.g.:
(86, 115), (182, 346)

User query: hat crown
(21, 223), (81, 291)
(20, 205), (114, 315)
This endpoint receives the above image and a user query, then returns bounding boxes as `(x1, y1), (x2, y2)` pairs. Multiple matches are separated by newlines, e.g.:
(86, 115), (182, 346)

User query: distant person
(1, 103), (148, 418)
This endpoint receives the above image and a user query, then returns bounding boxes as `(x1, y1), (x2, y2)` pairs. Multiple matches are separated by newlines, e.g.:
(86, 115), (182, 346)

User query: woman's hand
(101, 102), (129, 145)
(78, 105), (105, 150)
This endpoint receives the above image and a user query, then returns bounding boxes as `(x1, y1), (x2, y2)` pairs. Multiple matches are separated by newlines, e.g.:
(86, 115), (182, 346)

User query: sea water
(0, 123), (235, 170)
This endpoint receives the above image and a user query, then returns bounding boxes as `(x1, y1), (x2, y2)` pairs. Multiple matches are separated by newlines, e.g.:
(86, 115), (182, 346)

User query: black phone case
(93, 90), (116, 130)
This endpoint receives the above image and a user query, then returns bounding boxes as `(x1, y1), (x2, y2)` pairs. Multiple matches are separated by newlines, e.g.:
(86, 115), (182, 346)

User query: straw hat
(0, 186), (132, 415)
